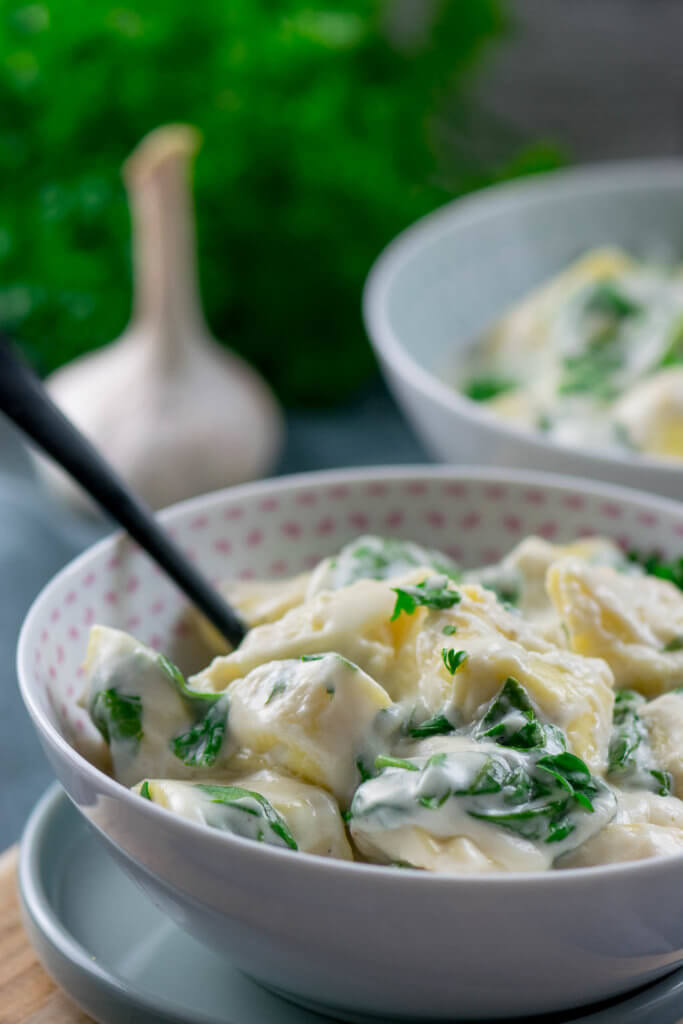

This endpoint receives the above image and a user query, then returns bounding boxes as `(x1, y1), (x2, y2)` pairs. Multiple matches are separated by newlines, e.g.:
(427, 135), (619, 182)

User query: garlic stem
(123, 125), (206, 365)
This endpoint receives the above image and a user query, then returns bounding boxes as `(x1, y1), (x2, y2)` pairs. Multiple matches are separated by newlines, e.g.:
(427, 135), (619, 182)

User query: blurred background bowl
(363, 160), (683, 500)
(16, 465), (683, 1021)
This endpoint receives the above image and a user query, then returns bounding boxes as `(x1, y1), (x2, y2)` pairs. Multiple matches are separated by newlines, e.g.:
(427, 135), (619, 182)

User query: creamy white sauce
(459, 248), (683, 461)
(81, 532), (683, 873)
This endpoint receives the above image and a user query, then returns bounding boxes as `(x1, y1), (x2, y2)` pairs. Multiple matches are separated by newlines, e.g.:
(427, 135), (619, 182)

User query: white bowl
(363, 161), (683, 500)
(17, 467), (683, 1021)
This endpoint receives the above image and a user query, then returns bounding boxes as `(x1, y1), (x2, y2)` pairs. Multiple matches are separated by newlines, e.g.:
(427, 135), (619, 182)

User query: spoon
(0, 335), (247, 648)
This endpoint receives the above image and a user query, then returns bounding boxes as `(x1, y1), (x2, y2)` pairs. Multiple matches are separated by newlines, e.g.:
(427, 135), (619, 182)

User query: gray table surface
(0, 383), (429, 849)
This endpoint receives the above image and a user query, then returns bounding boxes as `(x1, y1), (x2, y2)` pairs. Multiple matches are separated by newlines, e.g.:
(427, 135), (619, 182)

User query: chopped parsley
(627, 551), (683, 592)
(171, 696), (229, 768)
(607, 690), (673, 796)
(91, 688), (143, 748)
(441, 647), (468, 676)
(265, 680), (287, 705)
(408, 714), (455, 739)
(463, 375), (518, 403)
(157, 654), (222, 706)
(391, 577), (461, 620)
(375, 754), (419, 773)
(196, 784), (298, 850)
(474, 677), (564, 754)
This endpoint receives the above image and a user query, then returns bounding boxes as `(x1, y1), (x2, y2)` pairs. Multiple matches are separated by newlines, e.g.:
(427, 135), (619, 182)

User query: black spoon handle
(0, 335), (246, 648)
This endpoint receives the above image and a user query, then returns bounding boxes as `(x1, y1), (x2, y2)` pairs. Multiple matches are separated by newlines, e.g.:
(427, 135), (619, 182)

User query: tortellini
(225, 653), (394, 805)
(80, 532), (683, 873)
(547, 557), (683, 695)
(135, 771), (353, 859)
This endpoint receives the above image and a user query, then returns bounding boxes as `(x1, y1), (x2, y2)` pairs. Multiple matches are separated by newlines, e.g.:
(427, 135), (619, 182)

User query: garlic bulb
(38, 124), (283, 512)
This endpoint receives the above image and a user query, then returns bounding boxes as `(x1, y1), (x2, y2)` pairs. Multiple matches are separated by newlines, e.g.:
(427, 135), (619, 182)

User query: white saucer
(18, 785), (683, 1024)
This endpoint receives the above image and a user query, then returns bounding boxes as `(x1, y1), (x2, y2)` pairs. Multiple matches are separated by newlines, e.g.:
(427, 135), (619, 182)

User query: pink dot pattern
(20, 473), (682, 745)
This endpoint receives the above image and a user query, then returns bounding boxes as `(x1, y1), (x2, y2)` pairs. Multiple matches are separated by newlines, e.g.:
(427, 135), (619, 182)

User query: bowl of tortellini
(364, 160), (683, 500)
(17, 466), (683, 1020)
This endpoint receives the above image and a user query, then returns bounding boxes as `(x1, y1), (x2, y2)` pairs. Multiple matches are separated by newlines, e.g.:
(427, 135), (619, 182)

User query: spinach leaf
(158, 654), (223, 705)
(463, 375), (518, 402)
(391, 577), (461, 620)
(357, 744), (611, 850)
(474, 677), (565, 753)
(627, 551), (683, 592)
(91, 688), (143, 748)
(171, 696), (229, 768)
(607, 689), (673, 796)
(584, 282), (641, 320)
(408, 714), (455, 739)
(196, 784), (298, 850)
(375, 754), (420, 773)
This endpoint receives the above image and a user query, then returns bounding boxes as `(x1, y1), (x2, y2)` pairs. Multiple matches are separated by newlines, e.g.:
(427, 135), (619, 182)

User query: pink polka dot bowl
(16, 466), (683, 1022)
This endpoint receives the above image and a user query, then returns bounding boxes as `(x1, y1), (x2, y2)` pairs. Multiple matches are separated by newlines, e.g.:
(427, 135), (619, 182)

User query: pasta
(79, 534), (683, 873)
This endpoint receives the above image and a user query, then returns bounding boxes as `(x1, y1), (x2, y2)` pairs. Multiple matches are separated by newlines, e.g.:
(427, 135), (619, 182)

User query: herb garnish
(627, 551), (683, 592)
(408, 714), (455, 739)
(391, 578), (461, 620)
(474, 677), (564, 753)
(171, 696), (229, 768)
(442, 624), (457, 635)
(158, 654), (222, 705)
(139, 780), (152, 800)
(463, 375), (518, 403)
(196, 784), (298, 850)
(375, 754), (420, 772)
(607, 689), (673, 796)
(91, 688), (143, 748)
(441, 648), (467, 676)
(664, 635), (683, 652)
(265, 680), (287, 705)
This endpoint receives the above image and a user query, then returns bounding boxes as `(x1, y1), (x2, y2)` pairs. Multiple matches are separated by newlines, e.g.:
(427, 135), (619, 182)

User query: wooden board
(0, 846), (93, 1024)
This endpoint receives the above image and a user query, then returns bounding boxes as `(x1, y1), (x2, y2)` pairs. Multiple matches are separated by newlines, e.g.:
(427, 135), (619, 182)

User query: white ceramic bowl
(363, 161), (683, 500)
(17, 467), (683, 1021)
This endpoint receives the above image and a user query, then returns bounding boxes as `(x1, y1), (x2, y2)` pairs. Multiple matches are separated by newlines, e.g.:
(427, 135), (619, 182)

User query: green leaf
(463, 375), (518, 402)
(391, 578), (461, 620)
(441, 647), (468, 675)
(171, 696), (228, 767)
(91, 688), (143, 748)
(265, 680), (287, 705)
(157, 654), (222, 705)
(607, 689), (673, 796)
(408, 713), (455, 739)
(374, 754), (419, 773)
(663, 635), (683, 653)
(627, 552), (683, 592)
(584, 282), (641, 320)
(475, 677), (563, 752)
(650, 770), (673, 796)
(196, 784), (298, 850)
(139, 780), (152, 800)
(442, 624), (457, 635)
(356, 757), (373, 783)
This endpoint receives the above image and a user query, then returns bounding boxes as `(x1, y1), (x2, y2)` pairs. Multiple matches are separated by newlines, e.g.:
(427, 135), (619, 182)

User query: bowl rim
(16, 464), (683, 889)
(362, 157), (683, 478)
